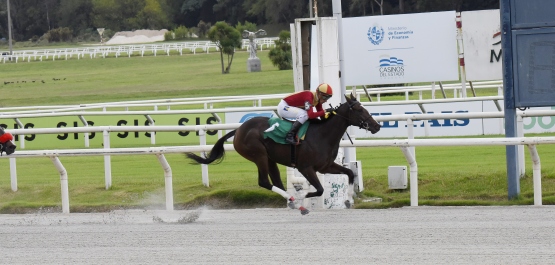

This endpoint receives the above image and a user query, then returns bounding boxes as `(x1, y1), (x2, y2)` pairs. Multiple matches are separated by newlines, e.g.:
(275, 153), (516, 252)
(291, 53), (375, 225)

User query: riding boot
(285, 121), (303, 145)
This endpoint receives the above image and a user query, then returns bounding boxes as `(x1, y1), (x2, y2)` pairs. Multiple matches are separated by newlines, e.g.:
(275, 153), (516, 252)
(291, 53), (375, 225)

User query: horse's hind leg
(254, 159), (295, 208)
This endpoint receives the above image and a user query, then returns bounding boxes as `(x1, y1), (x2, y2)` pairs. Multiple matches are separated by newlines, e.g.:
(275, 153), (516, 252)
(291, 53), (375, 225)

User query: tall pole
(500, 0), (519, 199)
(333, 0), (357, 171)
(7, 0), (13, 55)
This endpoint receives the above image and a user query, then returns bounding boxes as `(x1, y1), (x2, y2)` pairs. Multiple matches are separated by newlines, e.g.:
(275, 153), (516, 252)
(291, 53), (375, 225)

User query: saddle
(263, 117), (309, 144)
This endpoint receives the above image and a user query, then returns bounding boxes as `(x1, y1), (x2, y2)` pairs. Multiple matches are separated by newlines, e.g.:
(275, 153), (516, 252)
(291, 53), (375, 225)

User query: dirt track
(1, 206), (555, 264)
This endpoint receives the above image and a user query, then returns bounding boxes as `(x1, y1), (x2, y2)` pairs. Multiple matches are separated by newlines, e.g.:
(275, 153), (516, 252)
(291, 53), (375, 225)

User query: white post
(156, 154), (174, 211)
(456, 13), (467, 98)
(527, 145), (542, 206)
(199, 129), (209, 187)
(78, 115), (89, 148)
(10, 157), (17, 191)
(400, 147), (418, 206)
(50, 156), (70, 213)
(14, 119), (24, 149)
(145, 115), (155, 145)
(103, 130), (112, 189)
(517, 115), (525, 178)
(407, 118), (415, 159)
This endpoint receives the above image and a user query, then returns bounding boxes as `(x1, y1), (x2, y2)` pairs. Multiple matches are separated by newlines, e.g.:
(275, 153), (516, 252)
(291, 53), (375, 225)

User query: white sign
(460, 9), (502, 81)
(341, 11), (459, 86)
(224, 105), (555, 138)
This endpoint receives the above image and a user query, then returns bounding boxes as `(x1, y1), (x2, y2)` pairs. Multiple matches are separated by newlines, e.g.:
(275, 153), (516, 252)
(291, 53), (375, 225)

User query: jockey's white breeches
(277, 100), (309, 124)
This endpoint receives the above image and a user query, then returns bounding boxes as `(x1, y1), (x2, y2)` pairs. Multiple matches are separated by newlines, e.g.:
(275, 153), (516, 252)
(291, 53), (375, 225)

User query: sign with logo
(460, 9), (503, 81)
(356, 103), (555, 138)
(341, 11), (459, 86)
(0, 114), (220, 149)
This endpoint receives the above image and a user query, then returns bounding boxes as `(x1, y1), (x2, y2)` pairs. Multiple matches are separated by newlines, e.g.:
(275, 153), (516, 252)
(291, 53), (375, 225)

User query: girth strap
(290, 144), (296, 168)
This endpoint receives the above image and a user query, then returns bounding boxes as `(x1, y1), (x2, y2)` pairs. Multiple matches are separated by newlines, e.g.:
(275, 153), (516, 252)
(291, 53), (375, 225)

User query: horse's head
(0, 127), (16, 155)
(342, 93), (381, 134)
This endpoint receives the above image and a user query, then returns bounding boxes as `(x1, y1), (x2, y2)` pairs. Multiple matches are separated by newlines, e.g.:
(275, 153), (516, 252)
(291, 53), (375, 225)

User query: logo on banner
(378, 55), (405, 78)
(490, 30), (502, 63)
(367, 25), (385, 45)
(387, 26), (414, 40)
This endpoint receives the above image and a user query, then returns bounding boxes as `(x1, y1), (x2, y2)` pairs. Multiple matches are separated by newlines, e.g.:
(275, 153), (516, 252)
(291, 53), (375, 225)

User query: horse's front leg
(319, 163), (356, 209)
(294, 167), (325, 215)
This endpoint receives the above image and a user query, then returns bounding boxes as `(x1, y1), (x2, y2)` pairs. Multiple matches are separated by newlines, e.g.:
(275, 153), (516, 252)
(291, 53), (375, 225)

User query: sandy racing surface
(1, 206), (555, 264)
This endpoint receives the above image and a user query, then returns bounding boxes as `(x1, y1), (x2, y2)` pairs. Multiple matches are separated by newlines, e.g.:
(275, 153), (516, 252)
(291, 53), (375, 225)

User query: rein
(327, 101), (360, 145)
(330, 101), (368, 130)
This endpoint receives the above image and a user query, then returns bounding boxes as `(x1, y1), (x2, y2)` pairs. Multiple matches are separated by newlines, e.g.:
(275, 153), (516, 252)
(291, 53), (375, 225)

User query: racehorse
(186, 94), (381, 215)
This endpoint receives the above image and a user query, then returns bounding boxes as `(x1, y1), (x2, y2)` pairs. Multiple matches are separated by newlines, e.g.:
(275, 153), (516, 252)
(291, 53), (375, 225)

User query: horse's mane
(310, 102), (347, 125)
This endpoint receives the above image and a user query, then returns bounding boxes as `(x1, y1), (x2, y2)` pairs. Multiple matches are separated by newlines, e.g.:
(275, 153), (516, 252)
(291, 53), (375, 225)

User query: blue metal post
(500, 0), (520, 199)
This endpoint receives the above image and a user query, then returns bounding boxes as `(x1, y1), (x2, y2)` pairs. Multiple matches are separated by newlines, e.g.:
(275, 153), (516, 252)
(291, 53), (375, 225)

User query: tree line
(0, 0), (498, 42)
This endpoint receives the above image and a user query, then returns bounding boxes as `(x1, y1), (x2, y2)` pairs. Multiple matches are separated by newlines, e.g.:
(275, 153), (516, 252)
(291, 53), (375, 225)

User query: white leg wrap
(272, 186), (291, 200)
(348, 184), (355, 201)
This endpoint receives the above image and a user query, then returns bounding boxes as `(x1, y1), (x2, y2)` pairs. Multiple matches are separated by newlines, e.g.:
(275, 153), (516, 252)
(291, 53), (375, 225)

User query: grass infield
(1, 48), (554, 213)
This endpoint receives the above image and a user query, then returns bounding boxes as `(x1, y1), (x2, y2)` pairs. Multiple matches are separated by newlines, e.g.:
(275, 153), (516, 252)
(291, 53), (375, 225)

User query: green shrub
(268, 30), (292, 70)
(174, 25), (189, 40)
(45, 27), (73, 42)
(164, 31), (174, 41)
(235, 21), (257, 36)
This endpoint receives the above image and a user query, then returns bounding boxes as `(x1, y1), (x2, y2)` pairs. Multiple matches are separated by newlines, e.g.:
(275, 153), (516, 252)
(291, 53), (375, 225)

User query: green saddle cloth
(263, 117), (310, 144)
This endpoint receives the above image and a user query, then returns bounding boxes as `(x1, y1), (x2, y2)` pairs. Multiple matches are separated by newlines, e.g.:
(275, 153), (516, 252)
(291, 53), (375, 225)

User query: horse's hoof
(288, 198), (296, 209)
(299, 206), (309, 215)
(344, 200), (351, 209)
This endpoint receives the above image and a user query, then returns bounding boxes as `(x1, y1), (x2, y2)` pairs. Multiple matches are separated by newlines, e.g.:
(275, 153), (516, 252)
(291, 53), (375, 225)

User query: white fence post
(10, 157), (17, 191)
(50, 156), (70, 213)
(156, 153), (174, 211)
(78, 115), (90, 148)
(527, 144), (542, 206)
(400, 147), (418, 206)
(199, 129), (209, 187)
(14, 118), (25, 149)
(103, 130), (112, 189)
(407, 118), (416, 158)
(517, 115), (525, 177)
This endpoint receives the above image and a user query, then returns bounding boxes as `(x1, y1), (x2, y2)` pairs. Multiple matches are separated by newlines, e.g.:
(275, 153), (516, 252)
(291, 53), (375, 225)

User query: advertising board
(341, 11), (459, 86)
(0, 114), (220, 149)
(460, 9), (503, 81)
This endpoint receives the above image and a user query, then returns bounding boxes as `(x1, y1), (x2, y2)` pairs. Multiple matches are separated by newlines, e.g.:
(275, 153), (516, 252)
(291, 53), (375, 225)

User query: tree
(137, 0), (171, 29)
(374, 0), (384, 15)
(197, 20), (209, 38)
(234, 21), (256, 36)
(208, 21), (242, 74)
(245, 0), (306, 24)
(268, 30), (292, 70)
(58, 0), (94, 35)
(92, 0), (145, 31)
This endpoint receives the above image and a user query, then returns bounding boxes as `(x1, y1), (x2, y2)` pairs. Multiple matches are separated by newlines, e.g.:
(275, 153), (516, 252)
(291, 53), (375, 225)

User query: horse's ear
(350, 93), (356, 101)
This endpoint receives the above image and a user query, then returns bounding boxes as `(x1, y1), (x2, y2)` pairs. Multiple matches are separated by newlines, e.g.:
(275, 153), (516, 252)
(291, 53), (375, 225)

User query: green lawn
(1, 46), (554, 213)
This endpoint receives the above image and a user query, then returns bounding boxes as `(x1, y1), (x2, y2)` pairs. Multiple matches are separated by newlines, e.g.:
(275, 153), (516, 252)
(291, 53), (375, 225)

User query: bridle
(330, 100), (373, 131)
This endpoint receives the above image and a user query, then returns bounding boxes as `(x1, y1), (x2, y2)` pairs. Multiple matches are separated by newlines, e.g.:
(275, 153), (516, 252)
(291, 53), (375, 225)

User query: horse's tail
(185, 130), (236, 165)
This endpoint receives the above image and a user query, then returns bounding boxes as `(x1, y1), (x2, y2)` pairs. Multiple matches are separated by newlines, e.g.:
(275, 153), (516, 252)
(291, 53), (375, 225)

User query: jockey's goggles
(320, 93), (332, 100)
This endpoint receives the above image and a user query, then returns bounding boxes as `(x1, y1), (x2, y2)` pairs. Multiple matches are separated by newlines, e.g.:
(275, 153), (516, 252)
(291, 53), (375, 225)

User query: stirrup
(285, 136), (300, 145)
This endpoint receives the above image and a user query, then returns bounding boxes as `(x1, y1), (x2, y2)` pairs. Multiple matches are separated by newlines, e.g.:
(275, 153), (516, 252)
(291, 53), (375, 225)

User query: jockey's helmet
(317, 83), (333, 100)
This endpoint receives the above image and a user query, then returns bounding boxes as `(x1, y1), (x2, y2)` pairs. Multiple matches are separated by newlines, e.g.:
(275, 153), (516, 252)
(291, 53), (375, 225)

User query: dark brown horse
(186, 94), (380, 214)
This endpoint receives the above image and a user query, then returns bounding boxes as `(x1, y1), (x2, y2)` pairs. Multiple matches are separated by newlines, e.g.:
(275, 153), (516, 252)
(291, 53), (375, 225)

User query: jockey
(277, 83), (333, 145)
(0, 127), (16, 155)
